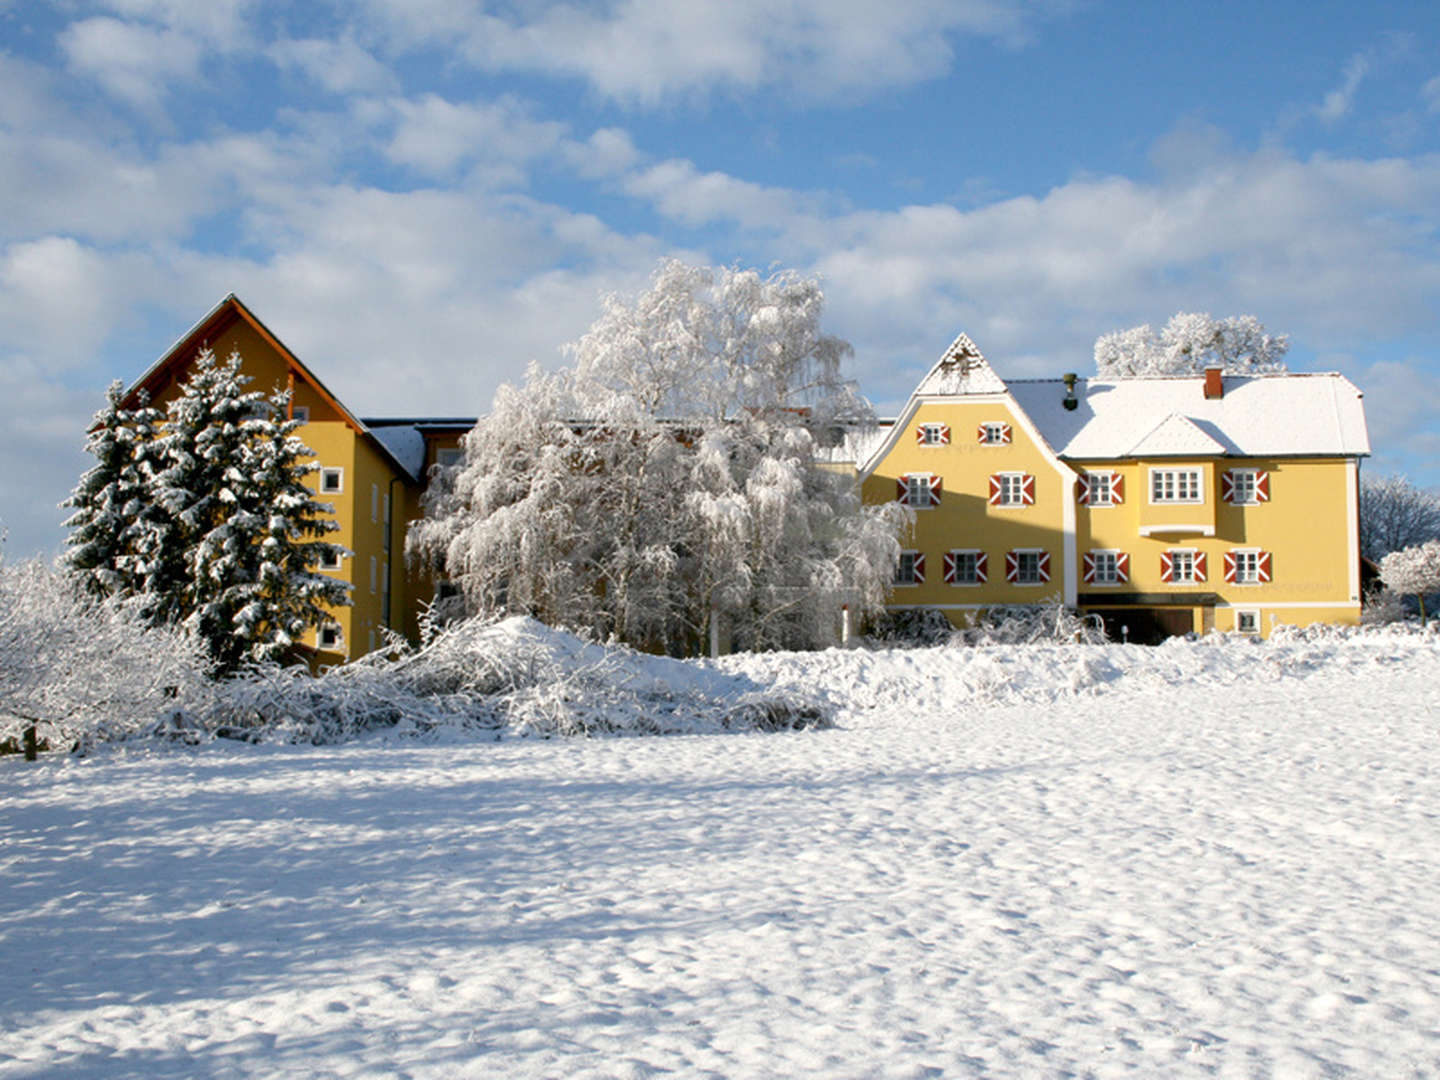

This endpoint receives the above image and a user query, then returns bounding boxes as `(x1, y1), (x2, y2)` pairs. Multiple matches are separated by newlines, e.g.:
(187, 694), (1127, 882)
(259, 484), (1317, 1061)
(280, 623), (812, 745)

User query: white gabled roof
(913, 332), (1008, 396)
(1007, 373), (1371, 460)
(1126, 413), (1227, 457)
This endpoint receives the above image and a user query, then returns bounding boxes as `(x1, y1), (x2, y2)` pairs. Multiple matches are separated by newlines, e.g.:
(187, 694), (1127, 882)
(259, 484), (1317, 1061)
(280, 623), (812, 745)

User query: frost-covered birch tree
(1360, 474), (1440, 561)
(1095, 313), (1289, 377)
(409, 259), (907, 654)
(1379, 540), (1440, 621)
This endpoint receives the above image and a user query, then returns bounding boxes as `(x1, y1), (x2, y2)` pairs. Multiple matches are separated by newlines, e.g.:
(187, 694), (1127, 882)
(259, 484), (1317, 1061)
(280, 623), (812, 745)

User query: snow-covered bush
(1361, 585), (1408, 626)
(867, 607), (957, 646)
(0, 559), (210, 753)
(189, 616), (830, 744)
(1094, 313), (1289, 377)
(410, 259), (907, 655)
(1379, 540), (1440, 621)
(950, 601), (1109, 646)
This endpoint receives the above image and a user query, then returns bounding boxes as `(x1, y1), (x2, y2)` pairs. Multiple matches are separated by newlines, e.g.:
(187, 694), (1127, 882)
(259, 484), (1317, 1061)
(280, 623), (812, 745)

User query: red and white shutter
(977, 424), (990, 444)
(1160, 551), (1174, 583)
(1115, 552), (1130, 583)
(1037, 552), (1051, 582)
(896, 477), (909, 505)
(1223, 551), (1238, 584)
(912, 553), (926, 584)
(1221, 471), (1236, 504)
(1110, 472), (1125, 504)
(1075, 474), (1092, 505)
(938, 424), (951, 446)
(1082, 552), (1097, 583)
(988, 474), (1003, 505)
(928, 474), (943, 507)
(1257, 551), (1272, 582)
(1020, 474), (1036, 506)
(943, 551), (957, 584)
(1005, 550), (1020, 583)
(1193, 552), (1207, 582)
(1255, 470), (1270, 502)
(974, 552), (988, 583)
(999, 423), (1013, 444)
(915, 426), (926, 445)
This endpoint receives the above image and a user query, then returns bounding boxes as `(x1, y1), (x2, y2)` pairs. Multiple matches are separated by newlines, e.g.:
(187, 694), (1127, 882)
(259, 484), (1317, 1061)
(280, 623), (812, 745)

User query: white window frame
(947, 549), (983, 587)
(1086, 471), (1115, 507)
(895, 550), (922, 587)
(980, 422), (1009, 446)
(292, 405), (310, 424)
(1169, 548), (1197, 585)
(1232, 548), (1262, 585)
(319, 467), (344, 494)
(1228, 468), (1261, 506)
(918, 423), (948, 447)
(318, 623), (343, 651)
(1235, 608), (1261, 635)
(996, 472), (1027, 508)
(1089, 549), (1122, 586)
(318, 548), (342, 572)
(1012, 549), (1045, 586)
(1149, 467), (1203, 505)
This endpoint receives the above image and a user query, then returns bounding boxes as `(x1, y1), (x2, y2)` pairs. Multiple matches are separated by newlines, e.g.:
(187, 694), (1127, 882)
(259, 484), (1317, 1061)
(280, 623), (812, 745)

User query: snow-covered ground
(4, 630), (1440, 1078)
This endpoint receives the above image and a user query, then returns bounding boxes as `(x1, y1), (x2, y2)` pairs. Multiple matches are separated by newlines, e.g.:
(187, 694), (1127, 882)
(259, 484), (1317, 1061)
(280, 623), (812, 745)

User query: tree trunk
(23, 723), (37, 762)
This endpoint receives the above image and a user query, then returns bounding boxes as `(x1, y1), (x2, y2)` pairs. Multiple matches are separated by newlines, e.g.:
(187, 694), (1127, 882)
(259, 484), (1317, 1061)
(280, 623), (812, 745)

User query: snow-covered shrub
(191, 616), (830, 743)
(1094, 313), (1288, 377)
(1379, 540), (1440, 621)
(950, 601), (1109, 646)
(0, 559), (210, 753)
(1361, 585), (1408, 626)
(867, 607), (956, 646)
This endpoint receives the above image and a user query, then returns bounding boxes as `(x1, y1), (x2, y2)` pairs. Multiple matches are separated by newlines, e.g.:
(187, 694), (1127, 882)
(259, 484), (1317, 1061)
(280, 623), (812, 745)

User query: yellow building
(122, 294), (471, 664)
(858, 333), (1371, 640)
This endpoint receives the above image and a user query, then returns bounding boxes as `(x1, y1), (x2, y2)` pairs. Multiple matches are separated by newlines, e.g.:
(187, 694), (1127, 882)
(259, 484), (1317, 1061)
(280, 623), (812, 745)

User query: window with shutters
(1009, 549), (1048, 585)
(1163, 548), (1208, 585)
(895, 550), (923, 586)
(1085, 550), (1127, 586)
(978, 422), (1011, 445)
(993, 472), (1030, 508)
(944, 549), (985, 586)
(1090, 472), (1118, 506)
(899, 473), (941, 508)
(1149, 467), (1202, 504)
(1223, 468), (1269, 505)
(1231, 549), (1263, 584)
(918, 423), (950, 447)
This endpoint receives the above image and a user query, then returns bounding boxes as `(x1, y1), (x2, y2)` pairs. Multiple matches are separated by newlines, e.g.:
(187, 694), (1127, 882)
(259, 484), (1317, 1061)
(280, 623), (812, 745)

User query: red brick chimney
(1204, 365), (1224, 399)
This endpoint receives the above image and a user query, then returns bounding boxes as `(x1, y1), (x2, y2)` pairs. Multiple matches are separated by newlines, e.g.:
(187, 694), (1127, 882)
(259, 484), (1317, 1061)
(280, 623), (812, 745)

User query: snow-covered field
(4, 630), (1440, 1079)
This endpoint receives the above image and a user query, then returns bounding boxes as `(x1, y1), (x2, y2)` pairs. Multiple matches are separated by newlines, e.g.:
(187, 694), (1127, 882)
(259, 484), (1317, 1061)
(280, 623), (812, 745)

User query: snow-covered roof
(366, 424), (428, 480)
(1007, 373), (1370, 459)
(912, 333), (1008, 396)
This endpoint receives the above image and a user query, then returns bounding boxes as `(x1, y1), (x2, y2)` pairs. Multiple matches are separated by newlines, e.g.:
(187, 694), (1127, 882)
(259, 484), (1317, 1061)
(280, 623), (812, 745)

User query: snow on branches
(1095, 313), (1289, 377)
(409, 260), (908, 654)
(1379, 540), (1440, 621)
(1360, 474), (1440, 561)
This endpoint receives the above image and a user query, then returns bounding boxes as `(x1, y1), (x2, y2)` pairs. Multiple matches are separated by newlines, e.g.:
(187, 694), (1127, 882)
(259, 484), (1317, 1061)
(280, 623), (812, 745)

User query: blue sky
(2, 0), (1438, 557)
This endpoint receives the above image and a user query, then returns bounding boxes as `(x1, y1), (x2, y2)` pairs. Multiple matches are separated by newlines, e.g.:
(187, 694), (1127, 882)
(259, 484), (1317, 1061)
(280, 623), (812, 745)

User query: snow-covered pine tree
(61, 381), (148, 599)
(409, 259), (908, 654)
(1095, 313), (1289, 377)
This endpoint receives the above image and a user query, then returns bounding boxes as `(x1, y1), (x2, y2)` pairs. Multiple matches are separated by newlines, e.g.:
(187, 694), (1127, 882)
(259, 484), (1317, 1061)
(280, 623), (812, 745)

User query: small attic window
(320, 467), (344, 494)
(318, 624), (343, 651)
(292, 405), (310, 424)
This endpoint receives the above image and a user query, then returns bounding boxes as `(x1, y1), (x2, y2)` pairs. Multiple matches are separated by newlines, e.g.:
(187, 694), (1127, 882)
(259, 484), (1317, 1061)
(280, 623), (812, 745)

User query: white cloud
(1316, 52), (1371, 124)
(357, 0), (1060, 103)
(623, 158), (816, 229)
(379, 95), (568, 182)
(269, 35), (398, 96)
(1423, 74), (1440, 114)
(59, 16), (204, 111)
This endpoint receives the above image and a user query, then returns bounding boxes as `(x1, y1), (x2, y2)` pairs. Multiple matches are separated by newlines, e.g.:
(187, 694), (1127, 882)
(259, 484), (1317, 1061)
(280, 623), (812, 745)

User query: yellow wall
(862, 398), (1073, 620)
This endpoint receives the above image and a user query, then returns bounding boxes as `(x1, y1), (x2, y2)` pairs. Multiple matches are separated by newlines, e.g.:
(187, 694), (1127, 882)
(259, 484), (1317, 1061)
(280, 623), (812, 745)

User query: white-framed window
(1083, 549), (1129, 586)
(1079, 470), (1124, 507)
(943, 549), (987, 586)
(1150, 467), (1203, 504)
(371, 483), (379, 523)
(1222, 468), (1270, 505)
(1226, 548), (1271, 585)
(916, 423), (951, 447)
(318, 547), (342, 571)
(292, 405), (310, 424)
(319, 467), (344, 494)
(369, 555), (378, 594)
(895, 550), (924, 586)
(897, 473), (942, 508)
(1006, 549), (1050, 585)
(978, 422), (1012, 446)
(436, 447), (464, 468)
(1161, 548), (1207, 584)
(318, 623), (343, 651)
(990, 472), (1034, 508)
(1235, 608), (1261, 634)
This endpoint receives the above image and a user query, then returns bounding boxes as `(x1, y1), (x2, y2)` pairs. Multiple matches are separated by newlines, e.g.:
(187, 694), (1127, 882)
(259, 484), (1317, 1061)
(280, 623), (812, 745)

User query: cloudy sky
(2, 0), (1438, 557)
